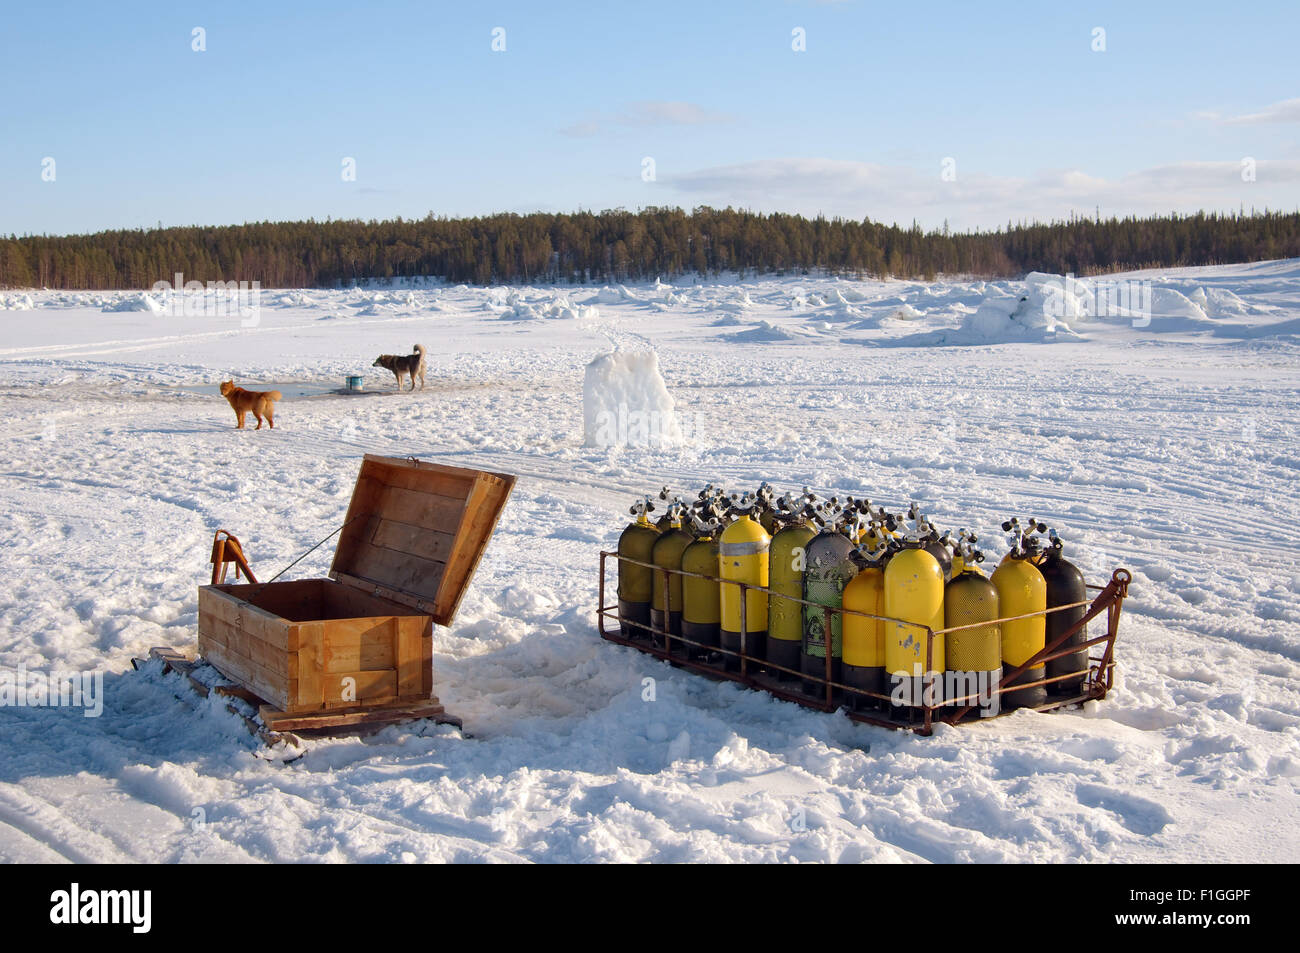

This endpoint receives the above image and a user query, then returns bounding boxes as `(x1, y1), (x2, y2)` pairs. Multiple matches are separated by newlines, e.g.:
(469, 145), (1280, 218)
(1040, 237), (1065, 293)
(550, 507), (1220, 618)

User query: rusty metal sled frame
(597, 551), (1131, 735)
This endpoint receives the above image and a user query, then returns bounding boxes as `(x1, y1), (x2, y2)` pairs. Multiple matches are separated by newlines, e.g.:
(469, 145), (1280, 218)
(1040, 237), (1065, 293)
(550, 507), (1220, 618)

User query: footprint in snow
(1074, 782), (1173, 835)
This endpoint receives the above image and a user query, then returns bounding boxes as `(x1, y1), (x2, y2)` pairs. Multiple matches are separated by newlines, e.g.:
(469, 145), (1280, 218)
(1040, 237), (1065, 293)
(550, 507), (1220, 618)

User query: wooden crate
(198, 456), (514, 715)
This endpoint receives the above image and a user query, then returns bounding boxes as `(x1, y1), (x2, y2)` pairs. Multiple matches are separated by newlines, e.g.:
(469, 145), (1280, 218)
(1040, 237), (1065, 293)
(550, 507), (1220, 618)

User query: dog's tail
(413, 343), (426, 360)
(266, 391), (282, 401)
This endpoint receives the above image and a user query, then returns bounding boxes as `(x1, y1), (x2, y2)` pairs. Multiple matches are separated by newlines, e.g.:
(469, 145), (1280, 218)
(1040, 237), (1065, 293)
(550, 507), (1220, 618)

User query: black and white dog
(372, 343), (427, 391)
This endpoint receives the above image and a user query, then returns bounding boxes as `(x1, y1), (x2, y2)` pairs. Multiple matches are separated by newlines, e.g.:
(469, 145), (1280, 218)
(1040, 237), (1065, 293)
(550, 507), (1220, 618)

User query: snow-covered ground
(1, 262), (1298, 863)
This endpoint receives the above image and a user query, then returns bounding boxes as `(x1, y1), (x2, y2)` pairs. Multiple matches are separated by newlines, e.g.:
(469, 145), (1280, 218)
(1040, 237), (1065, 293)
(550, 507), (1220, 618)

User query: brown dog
(219, 380), (281, 430)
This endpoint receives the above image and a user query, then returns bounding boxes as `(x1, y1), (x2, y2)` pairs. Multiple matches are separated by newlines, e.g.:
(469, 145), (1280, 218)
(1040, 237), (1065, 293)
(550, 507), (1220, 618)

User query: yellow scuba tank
(944, 532), (1001, 718)
(842, 528), (889, 711)
(616, 498), (660, 638)
(991, 520), (1048, 709)
(718, 494), (770, 672)
(909, 502), (954, 582)
(766, 494), (816, 679)
(651, 502), (693, 641)
(680, 512), (722, 658)
(883, 533), (945, 709)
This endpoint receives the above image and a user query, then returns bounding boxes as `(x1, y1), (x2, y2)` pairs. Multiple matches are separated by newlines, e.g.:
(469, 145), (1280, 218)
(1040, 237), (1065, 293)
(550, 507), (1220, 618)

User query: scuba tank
(883, 508), (946, 710)
(616, 498), (660, 638)
(1040, 528), (1089, 696)
(906, 503), (953, 582)
(991, 518), (1049, 709)
(801, 500), (858, 696)
(943, 532), (1002, 718)
(766, 492), (816, 679)
(679, 510), (723, 658)
(993, 518), (1047, 567)
(842, 524), (890, 711)
(718, 493), (770, 672)
(755, 482), (778, 534)
(650, 502), (693, 642)
(653, 487), (679, 532)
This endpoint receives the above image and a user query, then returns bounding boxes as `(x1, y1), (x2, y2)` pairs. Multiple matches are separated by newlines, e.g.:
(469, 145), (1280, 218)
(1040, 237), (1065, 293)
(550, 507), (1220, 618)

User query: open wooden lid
(330, 455), (515, 626)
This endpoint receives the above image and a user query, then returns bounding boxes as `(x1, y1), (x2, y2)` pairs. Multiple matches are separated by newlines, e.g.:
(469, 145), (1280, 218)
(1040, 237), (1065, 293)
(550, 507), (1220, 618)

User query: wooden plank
(435, 474), (513, 623)
(320, 617), (396, 673)
(259, 700), (448, 733)
(323, 670), (397, 708)
(421, 624), (433, 696)
(242, 631), (291, 678)
(322, 579), (418, 619)
(204, 650), (287, 710)
(341, 541), (447, 605)
(371, 518), (455, 564)
(202, 607), (291, 678)
(199, 586), (295, 651)
(374, 485), (466, 533)
(332, 478), (386, 578)
(148, 646), (189, 666)
(372, 457), (477, 501)
(360, 622), (397, 671)
(239, 579), (322, 625)
(395, 619), (422, 695)
(203, 633), (291, 702)
(295, 622), (324, 711)
(213, 683), (265, 704)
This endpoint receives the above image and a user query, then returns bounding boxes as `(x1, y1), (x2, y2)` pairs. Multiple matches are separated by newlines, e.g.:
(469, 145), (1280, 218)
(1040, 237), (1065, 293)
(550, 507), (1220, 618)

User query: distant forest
(3, 206), (1298, 289)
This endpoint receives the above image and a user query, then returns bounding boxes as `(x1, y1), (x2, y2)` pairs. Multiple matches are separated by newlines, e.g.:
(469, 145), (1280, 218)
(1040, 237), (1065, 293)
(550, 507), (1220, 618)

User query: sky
(1, 0), (1297, 237)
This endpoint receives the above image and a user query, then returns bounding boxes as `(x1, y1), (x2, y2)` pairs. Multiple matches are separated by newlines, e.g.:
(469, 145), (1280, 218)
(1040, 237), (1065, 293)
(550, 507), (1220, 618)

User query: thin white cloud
(1200, 98), (1300, 125)
(664, 157), (1300, 228)
(560, 100), (732, 137)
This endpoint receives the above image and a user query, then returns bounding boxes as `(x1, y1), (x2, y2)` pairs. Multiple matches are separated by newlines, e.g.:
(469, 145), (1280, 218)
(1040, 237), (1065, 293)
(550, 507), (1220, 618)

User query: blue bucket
(345, 375), (364, 392)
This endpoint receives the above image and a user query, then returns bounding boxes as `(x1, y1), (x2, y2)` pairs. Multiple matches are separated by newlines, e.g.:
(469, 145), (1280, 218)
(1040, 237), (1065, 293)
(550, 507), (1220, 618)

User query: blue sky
(2, 0), (1297, 236)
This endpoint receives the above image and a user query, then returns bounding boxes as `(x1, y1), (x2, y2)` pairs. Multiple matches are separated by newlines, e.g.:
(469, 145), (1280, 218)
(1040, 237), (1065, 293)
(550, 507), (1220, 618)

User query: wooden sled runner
(132, 645), (463, 758)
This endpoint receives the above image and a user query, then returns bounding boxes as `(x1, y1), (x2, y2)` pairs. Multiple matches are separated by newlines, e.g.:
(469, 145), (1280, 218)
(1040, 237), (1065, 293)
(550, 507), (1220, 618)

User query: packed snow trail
(0, 264), (1297, 862)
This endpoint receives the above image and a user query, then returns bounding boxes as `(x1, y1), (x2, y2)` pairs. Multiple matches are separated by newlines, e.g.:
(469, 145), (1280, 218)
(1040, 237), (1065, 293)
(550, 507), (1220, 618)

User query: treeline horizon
(2, 206), (1298, 290)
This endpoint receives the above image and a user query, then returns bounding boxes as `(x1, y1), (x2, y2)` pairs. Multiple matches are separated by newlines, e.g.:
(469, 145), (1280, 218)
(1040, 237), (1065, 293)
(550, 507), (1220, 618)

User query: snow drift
(582, 350), (682, 448)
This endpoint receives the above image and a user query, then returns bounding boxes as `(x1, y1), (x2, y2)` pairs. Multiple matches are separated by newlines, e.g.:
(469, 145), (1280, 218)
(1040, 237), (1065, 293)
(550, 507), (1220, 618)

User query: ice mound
(888, 304), (926, 320)
(499, 295), (599, 321)
(1, 293), (35, 311)
(1203, 287), (1254, 316)
(1149, 286), (1208, 322)
(590, 285), (641, 305)
(1024, 271), (1094, 322)
(717, 291), (756, 313)
(101, 293), (163, 313)
(959, 287), (1082, 341)
(725, 320), (810, 343)
(583, 350), (682, 448)
(273, 291), (319, 308)
(832, 284), (869, 302)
